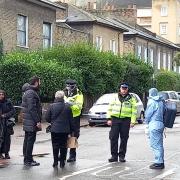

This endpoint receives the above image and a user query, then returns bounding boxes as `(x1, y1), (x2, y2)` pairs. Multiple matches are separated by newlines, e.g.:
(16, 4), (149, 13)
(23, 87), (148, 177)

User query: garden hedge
(0, 43), (154, 104)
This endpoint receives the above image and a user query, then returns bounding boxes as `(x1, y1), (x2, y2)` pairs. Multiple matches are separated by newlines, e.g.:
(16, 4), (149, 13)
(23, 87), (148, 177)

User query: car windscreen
(158, 92), (169, 100)
(96, 94), (115, 105)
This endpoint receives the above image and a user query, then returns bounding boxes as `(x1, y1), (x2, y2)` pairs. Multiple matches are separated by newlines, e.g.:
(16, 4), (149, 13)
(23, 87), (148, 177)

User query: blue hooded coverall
(145, 88), (165, 164)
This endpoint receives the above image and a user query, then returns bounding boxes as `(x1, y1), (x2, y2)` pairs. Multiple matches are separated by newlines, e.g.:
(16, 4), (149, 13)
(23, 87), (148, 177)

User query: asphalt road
(0, 117), (180, 180)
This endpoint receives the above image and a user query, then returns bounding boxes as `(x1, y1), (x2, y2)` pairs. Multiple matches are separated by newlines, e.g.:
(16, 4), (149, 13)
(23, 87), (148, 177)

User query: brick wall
(0, 0), (60, 52)
(87, 8), (137, 26)
(55, 24), (90, 45)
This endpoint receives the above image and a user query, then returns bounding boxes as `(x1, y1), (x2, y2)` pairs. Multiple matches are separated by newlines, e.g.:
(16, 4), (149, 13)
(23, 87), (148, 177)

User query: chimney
(87, 2), (91, 10)
(128, 4), (137, 9)
(93, 2), (97, 10)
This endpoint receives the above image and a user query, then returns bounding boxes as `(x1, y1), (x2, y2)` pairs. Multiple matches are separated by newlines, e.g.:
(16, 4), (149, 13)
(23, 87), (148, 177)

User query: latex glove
(144, 124), (149, 138)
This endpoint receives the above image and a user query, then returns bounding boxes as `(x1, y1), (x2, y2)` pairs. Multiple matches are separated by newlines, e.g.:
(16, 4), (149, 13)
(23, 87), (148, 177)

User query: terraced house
(0, 0), (89, 52)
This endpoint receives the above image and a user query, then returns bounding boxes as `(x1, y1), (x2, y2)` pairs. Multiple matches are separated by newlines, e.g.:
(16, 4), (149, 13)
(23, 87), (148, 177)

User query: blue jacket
(145, 88), (165, 124)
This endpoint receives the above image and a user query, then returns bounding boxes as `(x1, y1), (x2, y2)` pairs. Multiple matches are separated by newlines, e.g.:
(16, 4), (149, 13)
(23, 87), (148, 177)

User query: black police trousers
(109, 118), (131, 158)
(23, 131), (36, 163)
(51, 133), (68, 163)
(69, 116), (80, 158)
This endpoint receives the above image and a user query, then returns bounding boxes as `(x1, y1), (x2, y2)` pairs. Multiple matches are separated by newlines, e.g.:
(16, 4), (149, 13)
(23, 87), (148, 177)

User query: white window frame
(174, 62), (177, 72)
(137, 45), (142, 58)
(43, 22), (52, 49)
(168, 54), (171, 71)
(109, 40), (116, 54)
(161, 5), (168, 16)
(144, 47), (148, 63)
(158, 50), (161, 69)
(163, 52), (166, 69)
(178, 24), (180, 36)
(96, 36), (103, 51)
(160, 23), (168, 35)
(17, 14), (28, 47)
(149, 48), (154, 67)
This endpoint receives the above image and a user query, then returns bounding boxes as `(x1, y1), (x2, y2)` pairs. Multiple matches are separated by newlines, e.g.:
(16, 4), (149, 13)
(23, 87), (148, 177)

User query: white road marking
(113, 166), (130, 175)
(152, 168), (176, 179)
(91, 167), (112, 176)
(59, 163), (111, 180)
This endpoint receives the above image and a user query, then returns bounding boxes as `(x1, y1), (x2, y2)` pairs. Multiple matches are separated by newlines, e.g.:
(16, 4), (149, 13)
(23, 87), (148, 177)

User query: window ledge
(16, 45), (29, 49)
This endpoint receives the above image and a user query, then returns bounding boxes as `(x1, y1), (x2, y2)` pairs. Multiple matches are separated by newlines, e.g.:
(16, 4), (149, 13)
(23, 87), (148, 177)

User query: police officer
(107, 82), (137, 162)
(64, 79), (83, 162)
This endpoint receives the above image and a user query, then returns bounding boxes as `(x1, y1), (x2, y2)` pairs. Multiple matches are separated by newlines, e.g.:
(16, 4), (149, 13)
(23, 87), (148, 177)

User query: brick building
(0, 0), (89, 52)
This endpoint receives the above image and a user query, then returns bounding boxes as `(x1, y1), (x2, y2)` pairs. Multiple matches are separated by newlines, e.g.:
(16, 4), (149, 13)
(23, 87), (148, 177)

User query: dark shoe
(5, 154), (10, 159)
(60, 160), (65, 168)
(24, 161), (40, 166)
(119, 157), (126, 162)
(108, 157), (118, 162)
(0, 154), (5, 159)
(67, 157), (76, 162)
(52, 162), (58, 168)
(149, 163), (165, 169)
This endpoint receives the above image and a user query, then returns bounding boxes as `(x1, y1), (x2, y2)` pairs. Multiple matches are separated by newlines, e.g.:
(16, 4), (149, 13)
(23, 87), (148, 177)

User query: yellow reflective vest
(64, 89), (83, 118)
(107, 94), (137, 124)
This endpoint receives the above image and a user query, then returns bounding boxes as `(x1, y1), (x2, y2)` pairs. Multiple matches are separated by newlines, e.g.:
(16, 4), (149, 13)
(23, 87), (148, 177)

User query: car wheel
(89, 122), (95, 127)
(137, 111), (144, 124)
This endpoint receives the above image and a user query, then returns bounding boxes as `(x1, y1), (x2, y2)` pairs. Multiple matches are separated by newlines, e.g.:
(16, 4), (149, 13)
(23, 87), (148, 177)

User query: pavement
(12, 117), (89, 144)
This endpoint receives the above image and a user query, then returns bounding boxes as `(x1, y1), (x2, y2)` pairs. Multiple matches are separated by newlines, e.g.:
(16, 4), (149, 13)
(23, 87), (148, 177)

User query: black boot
(60, 160), (65, 168)
(119, 156), (126, 162)
(52, 161), (58, 168)
(5, 153), (10, 159)
(149, 163), (165, 169)
(0, 154), (5, 159)
(67, 157), (76, 162)
(108, 156), (118, 162)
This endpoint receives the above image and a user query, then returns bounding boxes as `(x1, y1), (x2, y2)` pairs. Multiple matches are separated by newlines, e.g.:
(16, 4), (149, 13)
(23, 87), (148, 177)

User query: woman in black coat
(0, 90), (15, 159)
(45, 91), (74, 168)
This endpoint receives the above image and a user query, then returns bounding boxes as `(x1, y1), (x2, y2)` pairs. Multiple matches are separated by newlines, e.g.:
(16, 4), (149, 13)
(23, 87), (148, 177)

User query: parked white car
(88, 93), (144, 126)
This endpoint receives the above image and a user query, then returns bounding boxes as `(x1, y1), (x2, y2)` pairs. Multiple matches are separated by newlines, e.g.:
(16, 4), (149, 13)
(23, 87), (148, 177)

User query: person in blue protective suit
(145, 88), (165, 169)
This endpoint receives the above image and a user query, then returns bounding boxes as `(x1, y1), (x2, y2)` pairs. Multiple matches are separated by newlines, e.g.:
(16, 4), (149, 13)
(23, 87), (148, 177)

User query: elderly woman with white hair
(45, 91), (74, 168)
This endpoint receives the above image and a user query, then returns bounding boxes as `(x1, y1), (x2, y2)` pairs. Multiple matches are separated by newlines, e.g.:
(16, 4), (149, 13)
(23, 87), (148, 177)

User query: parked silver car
(88, 93), (144, 126)
(159, 91), (180, 113)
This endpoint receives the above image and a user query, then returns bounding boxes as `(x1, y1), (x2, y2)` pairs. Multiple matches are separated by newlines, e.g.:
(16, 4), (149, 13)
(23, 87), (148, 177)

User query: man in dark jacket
(45, 91), (74, 168)
(21, 76), (42, 166)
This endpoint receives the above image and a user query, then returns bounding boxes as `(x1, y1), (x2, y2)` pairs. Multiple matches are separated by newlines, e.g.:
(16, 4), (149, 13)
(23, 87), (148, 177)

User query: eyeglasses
(0, 94), (4, 96)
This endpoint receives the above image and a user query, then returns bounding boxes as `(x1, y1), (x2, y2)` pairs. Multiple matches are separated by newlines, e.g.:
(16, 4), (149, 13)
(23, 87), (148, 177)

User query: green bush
(0, 43), (154, 103)
(0, 59), (32, 103)
(155, 70), (180, 91)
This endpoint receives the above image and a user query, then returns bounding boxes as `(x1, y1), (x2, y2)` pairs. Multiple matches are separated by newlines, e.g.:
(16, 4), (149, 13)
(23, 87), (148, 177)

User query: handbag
(67, 136), (78, 148)
(6, 117), (16, 135)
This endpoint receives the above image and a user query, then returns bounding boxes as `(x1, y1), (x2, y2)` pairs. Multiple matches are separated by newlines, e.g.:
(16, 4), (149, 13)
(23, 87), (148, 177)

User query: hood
(22, 83), (38, 92)
(148, 88), (160, 101)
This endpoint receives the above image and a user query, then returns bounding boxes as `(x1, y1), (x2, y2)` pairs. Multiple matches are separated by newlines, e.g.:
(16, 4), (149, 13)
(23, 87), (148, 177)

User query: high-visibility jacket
(64, 89), (83, 118)
(107, 94), (137, 124)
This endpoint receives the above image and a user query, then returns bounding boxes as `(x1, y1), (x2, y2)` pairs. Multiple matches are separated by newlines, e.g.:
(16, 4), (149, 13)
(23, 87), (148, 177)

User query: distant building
(152, 0), (180, 44)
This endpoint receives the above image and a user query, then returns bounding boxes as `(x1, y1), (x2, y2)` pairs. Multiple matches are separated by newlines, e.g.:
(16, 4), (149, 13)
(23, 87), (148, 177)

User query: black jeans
(69, 116), (80, 158)
(109, 118), (131, 158)
(1, 131), (11, 154)
(51, 133), (68, 163)
(23, 131), (36, 163)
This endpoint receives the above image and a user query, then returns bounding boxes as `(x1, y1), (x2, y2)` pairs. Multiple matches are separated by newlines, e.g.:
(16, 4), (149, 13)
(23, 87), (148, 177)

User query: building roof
(27, 0), (66, 10)
(66, 5), (128, 32)
(110, 18), (180, 50)
(100, 0), (152, 8)
(70, 0), (152, 8)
